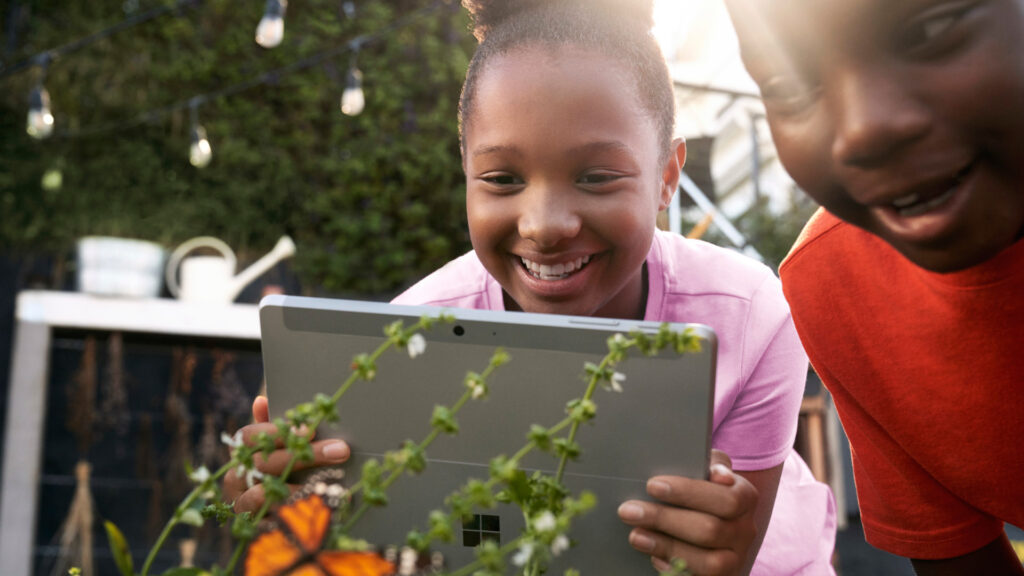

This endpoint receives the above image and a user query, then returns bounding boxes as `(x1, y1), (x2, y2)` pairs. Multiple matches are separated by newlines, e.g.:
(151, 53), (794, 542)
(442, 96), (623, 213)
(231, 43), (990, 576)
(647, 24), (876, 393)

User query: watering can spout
(227, 235), (296, 301)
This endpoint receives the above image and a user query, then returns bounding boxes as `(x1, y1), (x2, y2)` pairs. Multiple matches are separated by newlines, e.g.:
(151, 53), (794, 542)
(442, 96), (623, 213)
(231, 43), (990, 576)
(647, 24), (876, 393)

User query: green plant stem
(554, 354), (616, 483)
(150, 319), (434, 575)
(223, 326), (423, 573)
(342, 358), (498, 531)
(140, 460), (235, 576)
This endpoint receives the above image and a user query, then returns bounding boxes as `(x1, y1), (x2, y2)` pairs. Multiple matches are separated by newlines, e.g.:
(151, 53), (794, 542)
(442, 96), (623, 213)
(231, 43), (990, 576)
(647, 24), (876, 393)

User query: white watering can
(166, 235), (296, 303)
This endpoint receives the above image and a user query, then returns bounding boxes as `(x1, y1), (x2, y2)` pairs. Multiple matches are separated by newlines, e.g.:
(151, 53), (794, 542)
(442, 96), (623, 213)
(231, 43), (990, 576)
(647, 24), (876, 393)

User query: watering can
(166, 235), (296, 303)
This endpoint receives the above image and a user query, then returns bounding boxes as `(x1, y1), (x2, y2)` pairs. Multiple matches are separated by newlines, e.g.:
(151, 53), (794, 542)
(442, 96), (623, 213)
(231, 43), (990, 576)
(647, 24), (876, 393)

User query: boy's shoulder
(391, 251), (496, 309)
(780, 208), (847, 272)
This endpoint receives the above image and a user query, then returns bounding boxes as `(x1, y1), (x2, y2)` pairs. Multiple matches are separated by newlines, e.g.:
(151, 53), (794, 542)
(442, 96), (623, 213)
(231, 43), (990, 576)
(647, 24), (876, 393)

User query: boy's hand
(617, 450), (759, 575)
(223, 396), (351, 514)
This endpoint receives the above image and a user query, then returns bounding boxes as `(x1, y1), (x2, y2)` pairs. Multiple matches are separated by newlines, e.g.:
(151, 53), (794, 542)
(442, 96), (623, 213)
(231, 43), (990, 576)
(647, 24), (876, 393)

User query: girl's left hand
(617, 450), (759, 576)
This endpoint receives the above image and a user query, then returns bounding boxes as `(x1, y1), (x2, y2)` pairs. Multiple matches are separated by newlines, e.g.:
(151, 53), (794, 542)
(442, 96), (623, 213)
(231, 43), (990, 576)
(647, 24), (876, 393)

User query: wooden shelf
(1, 291), (263, 576)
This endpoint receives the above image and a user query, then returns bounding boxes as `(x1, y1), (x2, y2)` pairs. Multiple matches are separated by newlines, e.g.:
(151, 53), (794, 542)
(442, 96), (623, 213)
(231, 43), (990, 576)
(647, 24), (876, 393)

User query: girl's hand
(617, 450), (759, 576)
(223, 396), (352, 514)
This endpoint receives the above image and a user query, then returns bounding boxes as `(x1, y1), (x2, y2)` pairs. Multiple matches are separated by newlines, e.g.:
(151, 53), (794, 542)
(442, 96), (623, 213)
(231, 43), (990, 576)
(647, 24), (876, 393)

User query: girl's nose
(517, 185), (582, 248)
(830, 65), (931, 168)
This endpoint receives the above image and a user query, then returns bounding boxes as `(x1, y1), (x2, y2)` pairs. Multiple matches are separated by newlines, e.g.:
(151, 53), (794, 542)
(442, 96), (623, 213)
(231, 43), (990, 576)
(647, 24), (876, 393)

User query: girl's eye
(899, 1), (980, 54)
(577, 173), (620, 185)
(482, 174), (521, 186)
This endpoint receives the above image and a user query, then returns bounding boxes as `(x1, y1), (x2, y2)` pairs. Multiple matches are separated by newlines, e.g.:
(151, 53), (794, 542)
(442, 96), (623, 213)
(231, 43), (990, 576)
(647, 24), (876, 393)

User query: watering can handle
(165, 236), (237, 298)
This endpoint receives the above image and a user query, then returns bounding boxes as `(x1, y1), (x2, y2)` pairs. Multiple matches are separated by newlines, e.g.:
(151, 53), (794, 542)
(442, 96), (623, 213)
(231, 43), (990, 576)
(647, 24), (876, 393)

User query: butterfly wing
(244, 530), (305, 576)
(278, 493), (332, 553)
(317, 551), (396, 576)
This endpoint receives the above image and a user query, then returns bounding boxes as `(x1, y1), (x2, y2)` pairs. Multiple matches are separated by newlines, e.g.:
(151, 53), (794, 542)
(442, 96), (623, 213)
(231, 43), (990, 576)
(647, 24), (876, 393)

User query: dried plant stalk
(50, 461), (95, 576)
(66, 337), (97, 456)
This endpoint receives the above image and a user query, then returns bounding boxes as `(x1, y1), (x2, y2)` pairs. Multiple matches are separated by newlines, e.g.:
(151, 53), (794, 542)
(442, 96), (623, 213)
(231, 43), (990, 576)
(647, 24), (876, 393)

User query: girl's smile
(462, 45), (678, 319)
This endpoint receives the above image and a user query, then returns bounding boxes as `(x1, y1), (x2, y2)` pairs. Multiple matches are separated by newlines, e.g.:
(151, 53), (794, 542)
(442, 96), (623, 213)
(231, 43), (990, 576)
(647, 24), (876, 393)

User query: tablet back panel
(260, 295), (716, 574)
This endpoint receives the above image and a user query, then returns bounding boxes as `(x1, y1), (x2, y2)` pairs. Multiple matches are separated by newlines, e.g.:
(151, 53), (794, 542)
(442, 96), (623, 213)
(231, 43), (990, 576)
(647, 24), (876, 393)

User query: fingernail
(647, 479), (671, 498)
(322, 441), (348, 460)
(630, 531), (655, 552)
(618, 502), (644, 521)
(652, 557), (672, 572)
(710, 463), (732, 477)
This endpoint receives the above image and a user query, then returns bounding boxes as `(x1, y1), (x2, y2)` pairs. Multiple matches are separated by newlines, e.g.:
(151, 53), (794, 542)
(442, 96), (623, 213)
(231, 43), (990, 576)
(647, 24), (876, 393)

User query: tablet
(259, 295), (716, 574)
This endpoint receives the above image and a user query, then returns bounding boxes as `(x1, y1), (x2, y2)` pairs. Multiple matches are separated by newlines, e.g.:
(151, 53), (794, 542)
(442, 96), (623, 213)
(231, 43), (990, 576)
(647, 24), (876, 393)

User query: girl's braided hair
(458, 0), (676, 158)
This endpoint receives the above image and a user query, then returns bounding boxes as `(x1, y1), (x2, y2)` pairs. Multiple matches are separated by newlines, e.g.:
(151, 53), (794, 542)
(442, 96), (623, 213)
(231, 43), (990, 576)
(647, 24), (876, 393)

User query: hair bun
(462, 0), (654, 43)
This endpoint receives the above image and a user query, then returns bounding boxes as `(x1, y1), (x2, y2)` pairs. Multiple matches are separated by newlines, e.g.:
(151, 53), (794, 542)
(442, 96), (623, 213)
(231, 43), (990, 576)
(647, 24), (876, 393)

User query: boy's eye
(899, 1), (980, 54)
(758, 75), (819, 116)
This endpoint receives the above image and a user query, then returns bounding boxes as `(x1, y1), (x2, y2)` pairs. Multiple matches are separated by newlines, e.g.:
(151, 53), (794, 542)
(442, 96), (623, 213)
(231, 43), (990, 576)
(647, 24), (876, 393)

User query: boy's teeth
(520, 255), (591, 280)
(891, 193), (920, 209)
(896, 188), (956, 217)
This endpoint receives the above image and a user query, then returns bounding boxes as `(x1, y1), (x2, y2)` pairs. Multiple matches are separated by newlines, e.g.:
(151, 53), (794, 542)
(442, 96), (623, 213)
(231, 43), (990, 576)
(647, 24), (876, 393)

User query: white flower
(245, 468), (264, 488)
(533, 511), (557, 533)
(471, 383), (485, 399)
(189, 466), (211, 484)
(609, 371), (625, 393)
(407, 334), (426, 358)
(551, 534), (570, 556)
(221, 430), (243, 449)
(511, 542), (534, 566)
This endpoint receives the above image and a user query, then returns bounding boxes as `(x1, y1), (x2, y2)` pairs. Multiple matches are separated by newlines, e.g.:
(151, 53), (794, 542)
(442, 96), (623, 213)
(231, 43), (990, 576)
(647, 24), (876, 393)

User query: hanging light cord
(56, 0), (452, 140)
(0, 0), (202, 79)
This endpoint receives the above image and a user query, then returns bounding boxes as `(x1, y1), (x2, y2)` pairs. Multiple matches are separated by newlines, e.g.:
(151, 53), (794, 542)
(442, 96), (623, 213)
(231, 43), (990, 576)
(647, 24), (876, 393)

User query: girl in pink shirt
(229, 0), (835, 573)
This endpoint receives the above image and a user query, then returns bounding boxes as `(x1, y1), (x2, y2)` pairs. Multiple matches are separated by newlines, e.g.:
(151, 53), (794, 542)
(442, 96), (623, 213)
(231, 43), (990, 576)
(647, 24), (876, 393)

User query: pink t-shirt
(394, 230), (836, 575)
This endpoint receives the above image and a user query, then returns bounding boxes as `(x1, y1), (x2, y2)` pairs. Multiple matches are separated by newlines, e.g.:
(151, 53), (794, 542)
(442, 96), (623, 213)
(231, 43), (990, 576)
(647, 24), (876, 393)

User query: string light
(340, 50), (365, 116)
(42, 0), (452, 140)
(189, 99), (212, 168)
(26, 56), (55, 140)
(255, 0), (287, 49)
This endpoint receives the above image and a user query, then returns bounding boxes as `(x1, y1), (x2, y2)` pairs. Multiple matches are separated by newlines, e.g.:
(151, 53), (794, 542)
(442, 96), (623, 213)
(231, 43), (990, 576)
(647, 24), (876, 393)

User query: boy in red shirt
(724, 0), (1024, 574)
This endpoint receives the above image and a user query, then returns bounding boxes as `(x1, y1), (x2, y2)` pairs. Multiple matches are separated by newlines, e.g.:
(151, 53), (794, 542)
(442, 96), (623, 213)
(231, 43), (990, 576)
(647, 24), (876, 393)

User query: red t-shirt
(780, 208), (1024, 560)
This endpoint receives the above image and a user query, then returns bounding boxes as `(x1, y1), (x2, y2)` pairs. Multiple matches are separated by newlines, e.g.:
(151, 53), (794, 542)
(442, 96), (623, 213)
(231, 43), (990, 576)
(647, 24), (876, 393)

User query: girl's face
(727, 0), (1024, 272)
(463, 46), (679, 319)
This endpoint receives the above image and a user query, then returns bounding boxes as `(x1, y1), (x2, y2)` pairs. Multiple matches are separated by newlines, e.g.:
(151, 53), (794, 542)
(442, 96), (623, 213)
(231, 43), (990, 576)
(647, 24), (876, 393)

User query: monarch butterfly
(244, 488), (395, 576)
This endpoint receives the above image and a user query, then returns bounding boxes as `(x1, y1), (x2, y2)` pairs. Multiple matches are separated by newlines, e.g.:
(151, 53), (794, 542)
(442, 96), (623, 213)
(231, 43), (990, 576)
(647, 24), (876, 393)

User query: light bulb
(255, 0), (286, 48)
(42, 167), (63, 191)
(189, 125), (213, 168)
(27, 86), (55, 140)
(340, 67), (365, 116)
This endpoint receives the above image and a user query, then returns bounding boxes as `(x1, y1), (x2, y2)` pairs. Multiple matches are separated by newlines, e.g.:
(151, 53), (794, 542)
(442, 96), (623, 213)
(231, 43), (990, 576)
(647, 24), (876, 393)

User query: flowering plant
(99, 314), (701, 576)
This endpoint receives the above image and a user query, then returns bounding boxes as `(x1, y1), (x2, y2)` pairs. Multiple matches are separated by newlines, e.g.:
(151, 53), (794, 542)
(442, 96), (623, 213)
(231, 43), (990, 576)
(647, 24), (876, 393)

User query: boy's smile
(727, 0), (1024, 272)
(462, 46), (676, 319)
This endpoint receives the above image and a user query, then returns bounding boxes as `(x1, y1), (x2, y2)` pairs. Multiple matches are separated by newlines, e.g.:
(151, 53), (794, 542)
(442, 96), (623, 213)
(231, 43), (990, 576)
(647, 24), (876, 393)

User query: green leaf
(103, 521), (134, 576)
(159, 569), (209, 576)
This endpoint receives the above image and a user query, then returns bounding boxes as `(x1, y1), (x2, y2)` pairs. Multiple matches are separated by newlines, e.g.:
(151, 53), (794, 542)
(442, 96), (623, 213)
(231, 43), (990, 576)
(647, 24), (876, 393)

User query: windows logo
(462, 514), (501, 547)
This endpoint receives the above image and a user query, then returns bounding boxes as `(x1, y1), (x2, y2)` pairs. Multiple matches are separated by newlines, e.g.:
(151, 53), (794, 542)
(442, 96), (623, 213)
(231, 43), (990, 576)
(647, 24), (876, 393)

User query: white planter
(76, 236), (166, 298)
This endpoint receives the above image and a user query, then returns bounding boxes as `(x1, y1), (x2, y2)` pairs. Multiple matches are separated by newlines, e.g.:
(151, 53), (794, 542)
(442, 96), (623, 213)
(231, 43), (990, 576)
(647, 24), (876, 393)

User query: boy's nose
(517, 186), (582, 248)
(830, 65), (930, 168)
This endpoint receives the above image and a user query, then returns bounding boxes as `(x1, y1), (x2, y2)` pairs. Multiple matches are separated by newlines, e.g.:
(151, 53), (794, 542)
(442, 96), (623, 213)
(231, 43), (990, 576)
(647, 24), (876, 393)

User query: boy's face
(462, 46), (677, 319)
(726, 0), (1024, 272)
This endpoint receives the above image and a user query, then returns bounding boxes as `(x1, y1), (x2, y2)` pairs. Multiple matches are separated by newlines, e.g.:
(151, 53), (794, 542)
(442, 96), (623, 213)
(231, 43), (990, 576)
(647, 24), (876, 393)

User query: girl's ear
(658, 138), (687, 211)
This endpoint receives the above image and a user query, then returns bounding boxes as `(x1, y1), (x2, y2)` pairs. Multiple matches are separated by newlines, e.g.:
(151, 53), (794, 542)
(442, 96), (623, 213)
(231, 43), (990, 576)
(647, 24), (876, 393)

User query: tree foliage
(0, 0), (475, 296)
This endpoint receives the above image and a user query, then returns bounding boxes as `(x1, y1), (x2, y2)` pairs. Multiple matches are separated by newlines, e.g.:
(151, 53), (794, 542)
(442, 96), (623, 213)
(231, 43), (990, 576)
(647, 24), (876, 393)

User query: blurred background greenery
(1, 0), (475, 296)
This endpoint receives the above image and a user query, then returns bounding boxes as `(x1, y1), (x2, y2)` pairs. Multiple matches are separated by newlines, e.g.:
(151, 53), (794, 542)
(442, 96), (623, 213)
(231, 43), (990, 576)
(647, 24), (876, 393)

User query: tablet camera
(453, 325), (465, 336)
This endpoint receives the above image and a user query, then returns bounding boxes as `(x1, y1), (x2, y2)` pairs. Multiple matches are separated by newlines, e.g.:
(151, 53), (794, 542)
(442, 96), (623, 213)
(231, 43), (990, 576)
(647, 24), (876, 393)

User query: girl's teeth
(520, 255), (591, 280)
